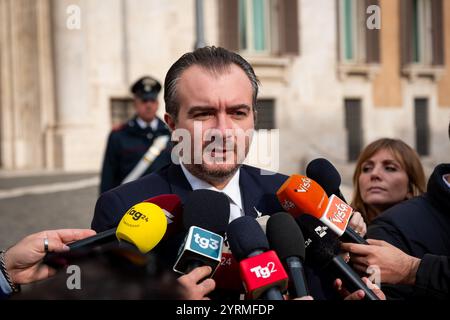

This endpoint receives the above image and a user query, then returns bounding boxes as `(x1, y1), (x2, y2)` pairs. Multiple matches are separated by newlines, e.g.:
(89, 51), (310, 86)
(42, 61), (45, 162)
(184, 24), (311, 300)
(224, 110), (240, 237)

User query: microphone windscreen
(183, 189), (230, 236)
(145, 194), (182, 220)
(227, 216), (269, 262)
(306, 158), (341, 197)
(266, 212), (305, 261)
(144, 194), (183, 239)
(296, 214), (340, 270)
(116, 202), (167, 254)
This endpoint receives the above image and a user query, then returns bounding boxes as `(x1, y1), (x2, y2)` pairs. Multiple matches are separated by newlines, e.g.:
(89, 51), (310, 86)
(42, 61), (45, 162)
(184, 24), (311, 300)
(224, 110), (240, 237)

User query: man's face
(165, 64), (255, 182)
(134, 98), (159, 122)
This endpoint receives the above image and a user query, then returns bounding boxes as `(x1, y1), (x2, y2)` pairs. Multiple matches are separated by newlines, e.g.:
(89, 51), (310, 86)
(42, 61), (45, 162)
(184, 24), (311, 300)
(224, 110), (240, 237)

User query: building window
(219, 0), (299, 56)
(110, 98), (134, 128)
(239, 0), (271, 54)
(338, 0), (380, 64)
(344, 98), (363, 161)
(401, 0), (444, 66)
(255, 99), (275, 130)
(414, 98), (430, 156)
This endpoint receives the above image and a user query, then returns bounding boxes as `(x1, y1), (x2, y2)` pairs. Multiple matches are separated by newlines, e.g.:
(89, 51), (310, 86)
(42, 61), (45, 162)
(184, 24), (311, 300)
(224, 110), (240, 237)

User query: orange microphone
(277, 175), (355, 238)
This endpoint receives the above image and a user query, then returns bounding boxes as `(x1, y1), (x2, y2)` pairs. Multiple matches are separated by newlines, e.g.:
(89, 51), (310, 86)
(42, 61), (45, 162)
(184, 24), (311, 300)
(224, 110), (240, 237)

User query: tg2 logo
(194, 233), (220, 250)
(250, 262), (277, 279)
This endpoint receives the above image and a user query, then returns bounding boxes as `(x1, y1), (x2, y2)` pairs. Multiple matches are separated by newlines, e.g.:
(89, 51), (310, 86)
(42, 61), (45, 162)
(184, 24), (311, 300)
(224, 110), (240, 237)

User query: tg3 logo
(194, 233), (220, 250)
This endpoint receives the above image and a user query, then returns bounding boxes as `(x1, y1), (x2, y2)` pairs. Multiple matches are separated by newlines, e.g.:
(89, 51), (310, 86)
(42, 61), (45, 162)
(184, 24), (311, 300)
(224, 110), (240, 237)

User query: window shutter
(365, 0), (380, 63)
(278, 0), (300, 55)
(431, 0), (444, 65)
(218, 0), (239, 51)
(400, 0), (414, 66)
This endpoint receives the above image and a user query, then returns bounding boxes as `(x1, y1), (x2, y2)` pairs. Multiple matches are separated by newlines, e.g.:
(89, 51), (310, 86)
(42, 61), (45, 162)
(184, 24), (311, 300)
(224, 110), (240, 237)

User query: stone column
(51, 0), (90, 169)
(0, 0), (54, 170)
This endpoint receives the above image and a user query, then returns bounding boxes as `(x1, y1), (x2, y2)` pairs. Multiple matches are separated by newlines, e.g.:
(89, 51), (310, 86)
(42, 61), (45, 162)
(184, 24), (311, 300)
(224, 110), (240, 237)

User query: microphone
(277, 175), (368, 244)
(144, 194), (183, 240)
(44, 201), (168, 267)
(54, 194), (182, 253)
(172, 190), (230, 276)
(266, 212), (309, 298)
(306, 159), (368, 244)
(297, 214), (380, 300)
(306, 158), (347, 202)
(227, 216), (288, 300)
(115, 202), (168, 253)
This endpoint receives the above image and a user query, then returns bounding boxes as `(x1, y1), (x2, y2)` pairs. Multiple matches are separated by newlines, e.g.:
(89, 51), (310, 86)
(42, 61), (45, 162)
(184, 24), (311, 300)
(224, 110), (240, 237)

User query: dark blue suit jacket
(93, 164), (287, 231)
(92, 164), (332, 299)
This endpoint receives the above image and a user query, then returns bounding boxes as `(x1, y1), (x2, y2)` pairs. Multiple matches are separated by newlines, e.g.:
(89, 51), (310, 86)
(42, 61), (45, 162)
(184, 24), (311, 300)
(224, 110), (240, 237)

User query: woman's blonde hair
(351, 138), (426, 223)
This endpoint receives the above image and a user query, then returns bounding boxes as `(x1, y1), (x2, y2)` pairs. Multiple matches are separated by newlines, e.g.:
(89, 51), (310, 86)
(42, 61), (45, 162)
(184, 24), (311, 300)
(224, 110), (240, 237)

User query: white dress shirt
(136, 117), (159, 131)
(443, 174), (450, 189)
(180, 162), (244, 223)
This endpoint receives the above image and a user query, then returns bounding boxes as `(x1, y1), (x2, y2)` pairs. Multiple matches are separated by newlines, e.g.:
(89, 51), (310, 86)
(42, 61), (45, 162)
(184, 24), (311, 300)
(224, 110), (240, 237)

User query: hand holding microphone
(3, 229), (96, 287)
(44, 200), (168, 268)
(173, 189), (229, 276)
(297, 214), (381, 300)
(306, 158), (367, 238)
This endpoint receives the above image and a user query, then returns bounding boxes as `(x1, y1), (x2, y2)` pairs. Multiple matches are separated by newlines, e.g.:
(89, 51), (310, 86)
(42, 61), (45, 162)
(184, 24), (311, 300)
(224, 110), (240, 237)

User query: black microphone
(172, 189), (230, 275)
(306, 158), (368, 245)
(266, 212), (309, 298)
(227, 216), (288, 300)
(297, 214), (380, 300)
(306, 158), (347, 202)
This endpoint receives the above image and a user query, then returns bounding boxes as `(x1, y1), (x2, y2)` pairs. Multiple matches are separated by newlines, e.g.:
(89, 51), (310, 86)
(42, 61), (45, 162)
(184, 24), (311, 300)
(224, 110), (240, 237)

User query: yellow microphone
(116, 202), (168, 253)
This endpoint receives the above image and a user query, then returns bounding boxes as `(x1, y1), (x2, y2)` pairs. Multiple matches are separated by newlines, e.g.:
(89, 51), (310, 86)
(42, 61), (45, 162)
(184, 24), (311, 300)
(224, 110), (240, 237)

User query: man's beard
(185, 138), (250, 185)
(185, 162), (242, 185)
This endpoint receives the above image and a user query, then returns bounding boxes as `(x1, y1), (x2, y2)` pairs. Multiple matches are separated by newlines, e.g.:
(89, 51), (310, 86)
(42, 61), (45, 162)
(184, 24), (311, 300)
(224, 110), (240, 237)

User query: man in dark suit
(92, 47), (375, 300)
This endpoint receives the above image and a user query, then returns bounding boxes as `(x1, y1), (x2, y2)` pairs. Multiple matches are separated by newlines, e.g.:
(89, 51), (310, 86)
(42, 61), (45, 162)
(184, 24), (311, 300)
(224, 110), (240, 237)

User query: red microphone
(227, 216), (288, 300)
(239, 250), (288, 300)
(144, 194), (183, 240)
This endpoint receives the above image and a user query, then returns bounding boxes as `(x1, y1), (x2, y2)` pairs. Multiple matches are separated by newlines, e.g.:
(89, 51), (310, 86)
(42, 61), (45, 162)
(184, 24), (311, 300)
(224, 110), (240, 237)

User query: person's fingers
(344, 290), (365, 300)
(350, 213), (362, 229)
(49, 229), (96, 245)
(198, 278), (216, 296)
(352, 263), (369, 274)
(362, 277), (385, 300)
(349, 256), (370, 267)
(181, 266), (213, 284)
(38, 229), (96, 253)
(334, 278), (351, 298)
(293, 296), (314, 300)
(334, 278), (342, 291)
(341, 242), (372, 255)
(366, 239), (389, 247)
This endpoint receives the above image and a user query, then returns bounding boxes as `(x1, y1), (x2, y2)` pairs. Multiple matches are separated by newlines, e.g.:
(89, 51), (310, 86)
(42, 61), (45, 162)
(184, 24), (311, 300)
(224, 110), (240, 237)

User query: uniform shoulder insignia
(112, 123), (126, 132)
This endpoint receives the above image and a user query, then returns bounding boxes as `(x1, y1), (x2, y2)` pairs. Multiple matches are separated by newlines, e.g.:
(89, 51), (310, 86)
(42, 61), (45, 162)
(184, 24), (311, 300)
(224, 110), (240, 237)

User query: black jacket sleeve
(99, 132), (121, 194)
(367, 218), (411, 254)
(414, 254), (450, 299)
(91, 191), (126, 232)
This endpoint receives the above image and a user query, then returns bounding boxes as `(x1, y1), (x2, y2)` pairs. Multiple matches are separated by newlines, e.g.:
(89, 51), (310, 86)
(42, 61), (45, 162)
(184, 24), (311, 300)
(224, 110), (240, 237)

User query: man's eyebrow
(226, 104), (251, 111)
(187, 106), (217, 115)
(187, 104), (251, 115)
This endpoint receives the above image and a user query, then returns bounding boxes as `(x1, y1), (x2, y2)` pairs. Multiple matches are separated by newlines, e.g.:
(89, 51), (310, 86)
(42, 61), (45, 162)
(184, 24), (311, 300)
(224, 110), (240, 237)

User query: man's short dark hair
(164, 46), (260, 122)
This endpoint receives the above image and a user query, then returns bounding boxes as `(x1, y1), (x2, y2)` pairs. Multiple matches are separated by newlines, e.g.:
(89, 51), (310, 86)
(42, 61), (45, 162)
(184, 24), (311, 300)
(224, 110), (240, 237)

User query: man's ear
(164, 113), (176, 131)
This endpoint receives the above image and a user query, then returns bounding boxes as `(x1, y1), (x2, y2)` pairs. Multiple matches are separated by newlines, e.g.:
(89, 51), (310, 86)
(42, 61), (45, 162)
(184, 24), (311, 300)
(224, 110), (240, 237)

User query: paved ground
(0, 172), (99, 249)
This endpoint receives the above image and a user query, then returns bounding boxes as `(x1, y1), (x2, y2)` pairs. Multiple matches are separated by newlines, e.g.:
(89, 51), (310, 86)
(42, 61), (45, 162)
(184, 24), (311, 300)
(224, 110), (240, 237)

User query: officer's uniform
(100, 76), (171, 194)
